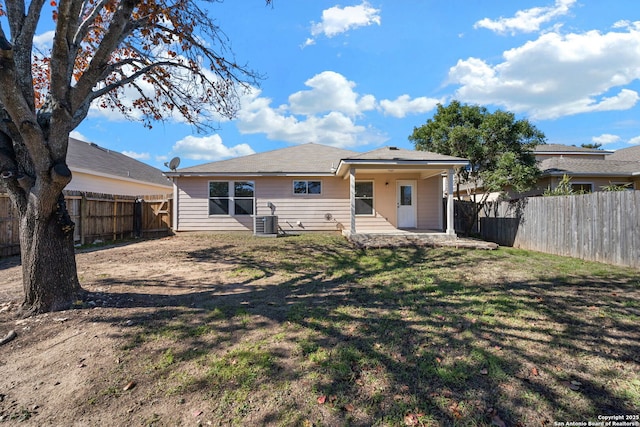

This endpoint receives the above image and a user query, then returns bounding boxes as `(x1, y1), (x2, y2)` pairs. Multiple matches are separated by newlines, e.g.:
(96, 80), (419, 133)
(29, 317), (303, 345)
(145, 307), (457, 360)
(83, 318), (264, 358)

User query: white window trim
(355, 180), (375, 216)
(292, 180), (323, 196)
(208, 180), (255, 216)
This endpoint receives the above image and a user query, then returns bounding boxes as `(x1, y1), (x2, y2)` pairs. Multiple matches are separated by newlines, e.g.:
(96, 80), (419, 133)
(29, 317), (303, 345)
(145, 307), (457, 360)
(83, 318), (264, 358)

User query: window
(233, 182), (255, 215)
(209, 181), (254, 215)
(209, 181), (230, 215)
(293, 180), (322, 195)
(570, 183), (593, 194)
(355, 181), (374, 215)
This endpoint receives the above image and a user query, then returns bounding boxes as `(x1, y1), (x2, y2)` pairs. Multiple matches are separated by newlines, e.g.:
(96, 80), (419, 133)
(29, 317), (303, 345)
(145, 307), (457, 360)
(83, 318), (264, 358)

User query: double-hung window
(355, 181), (374, 215)
(293, 180), (322, 195)
(209, 181), (255, 215)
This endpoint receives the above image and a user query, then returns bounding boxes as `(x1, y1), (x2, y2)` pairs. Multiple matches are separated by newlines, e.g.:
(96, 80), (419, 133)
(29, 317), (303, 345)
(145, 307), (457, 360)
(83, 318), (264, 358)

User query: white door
(397, 180), (417, 228)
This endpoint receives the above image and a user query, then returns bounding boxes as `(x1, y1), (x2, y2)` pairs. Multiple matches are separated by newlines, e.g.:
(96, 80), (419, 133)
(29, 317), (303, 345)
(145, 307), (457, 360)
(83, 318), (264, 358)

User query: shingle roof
(607, 145), (640, 162)
(177, 143), (358, 174)
(67, 138), (171, 187)
(174, 143), (468, 176)
(539, 157), (640, 176)
(534, 143), (611, 155)
(344, 146), (467, 162)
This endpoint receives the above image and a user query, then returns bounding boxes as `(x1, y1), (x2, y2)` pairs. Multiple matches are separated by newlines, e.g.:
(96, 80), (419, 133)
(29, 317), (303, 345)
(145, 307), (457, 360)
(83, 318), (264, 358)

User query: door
(397, 180), (417, 228)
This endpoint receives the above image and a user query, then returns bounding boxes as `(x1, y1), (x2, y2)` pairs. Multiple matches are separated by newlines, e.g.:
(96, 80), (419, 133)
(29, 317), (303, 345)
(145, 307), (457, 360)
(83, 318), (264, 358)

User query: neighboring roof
(539, 157), (640, 177)
(534, 144), (612, 155)
(67, 138), (171, 187)
(173, 143), (357, 175)
(607, 145), (640, 162)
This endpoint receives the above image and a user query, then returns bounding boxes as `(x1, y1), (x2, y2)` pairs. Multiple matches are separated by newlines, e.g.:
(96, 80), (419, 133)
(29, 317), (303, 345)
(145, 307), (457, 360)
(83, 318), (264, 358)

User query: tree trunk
(19, 193), (82, 314)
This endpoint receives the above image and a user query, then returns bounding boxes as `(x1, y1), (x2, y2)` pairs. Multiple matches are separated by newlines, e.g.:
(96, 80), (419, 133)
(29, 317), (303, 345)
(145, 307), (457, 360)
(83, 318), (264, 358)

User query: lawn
(1, 233), (639, 426)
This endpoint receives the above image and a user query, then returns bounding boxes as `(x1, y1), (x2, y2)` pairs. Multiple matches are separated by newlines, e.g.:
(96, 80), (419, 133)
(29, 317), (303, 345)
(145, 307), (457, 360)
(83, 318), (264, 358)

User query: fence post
(134, 198), (143, 238)
(80, 193), (87, 246)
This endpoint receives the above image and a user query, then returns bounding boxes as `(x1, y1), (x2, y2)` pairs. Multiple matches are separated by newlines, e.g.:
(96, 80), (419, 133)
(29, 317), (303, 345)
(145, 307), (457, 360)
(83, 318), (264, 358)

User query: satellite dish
(168, 157), (181, 171)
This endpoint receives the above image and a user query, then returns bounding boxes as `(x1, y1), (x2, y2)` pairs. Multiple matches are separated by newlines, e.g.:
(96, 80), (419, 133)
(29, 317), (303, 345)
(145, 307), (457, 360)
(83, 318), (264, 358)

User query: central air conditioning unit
(254, 215), (278, 236)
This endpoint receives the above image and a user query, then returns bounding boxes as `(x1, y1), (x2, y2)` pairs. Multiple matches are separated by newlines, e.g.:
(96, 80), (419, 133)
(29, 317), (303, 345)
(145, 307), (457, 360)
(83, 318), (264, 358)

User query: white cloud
(448, 24), (640, 119)
(592, 134), (621, 145)
(474, 0), (577, 35)
(171, 135), (254, 161)
(379, 95), (441, 118)
(628, 136), (640, 145)
(236, 87), (386, 148)
(69, 130), (88, 142)
(122, 150), (151, 160)
(288, 71), (375, 116)
(306, 1), (381, 45)
(33, 30), (55, 50)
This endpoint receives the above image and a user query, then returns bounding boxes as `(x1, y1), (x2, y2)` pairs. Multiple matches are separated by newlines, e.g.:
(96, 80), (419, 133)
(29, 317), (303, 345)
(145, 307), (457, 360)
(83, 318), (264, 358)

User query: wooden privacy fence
(480, 191), (640, 268)
(0, 191), (172, 257)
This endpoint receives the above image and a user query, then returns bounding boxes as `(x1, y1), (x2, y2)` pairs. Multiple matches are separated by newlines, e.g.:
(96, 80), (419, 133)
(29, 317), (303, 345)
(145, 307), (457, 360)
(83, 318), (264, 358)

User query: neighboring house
(66, 137), (172, 195)
(164, 143), (468, 236)
(457, 143), (640, 200)
(534, 144), (640, 194)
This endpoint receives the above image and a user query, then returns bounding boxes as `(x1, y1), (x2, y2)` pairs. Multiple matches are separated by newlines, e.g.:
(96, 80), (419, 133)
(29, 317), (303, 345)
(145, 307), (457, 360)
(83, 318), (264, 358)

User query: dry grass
(1, 233), (639, 426)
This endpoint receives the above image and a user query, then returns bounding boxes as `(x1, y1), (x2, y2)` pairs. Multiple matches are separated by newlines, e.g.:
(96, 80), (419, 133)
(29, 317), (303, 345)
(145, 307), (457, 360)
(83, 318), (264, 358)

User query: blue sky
(59, 1), (640, 168)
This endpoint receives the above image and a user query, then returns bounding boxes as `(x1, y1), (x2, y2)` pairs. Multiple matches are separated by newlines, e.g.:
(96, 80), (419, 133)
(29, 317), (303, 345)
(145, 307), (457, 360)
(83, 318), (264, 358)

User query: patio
(343, 229), (499, 250)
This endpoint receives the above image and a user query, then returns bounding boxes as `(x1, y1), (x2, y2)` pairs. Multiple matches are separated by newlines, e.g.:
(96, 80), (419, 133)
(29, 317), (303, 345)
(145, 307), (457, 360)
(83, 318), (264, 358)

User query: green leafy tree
(409, 100), (545, 234)
(0, 0), (270, 314)
(581, 143), (603, 150)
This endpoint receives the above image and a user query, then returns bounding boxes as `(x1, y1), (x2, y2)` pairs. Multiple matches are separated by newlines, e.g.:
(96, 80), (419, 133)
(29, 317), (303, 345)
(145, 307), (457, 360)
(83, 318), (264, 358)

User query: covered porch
(334, 147), (468, 238)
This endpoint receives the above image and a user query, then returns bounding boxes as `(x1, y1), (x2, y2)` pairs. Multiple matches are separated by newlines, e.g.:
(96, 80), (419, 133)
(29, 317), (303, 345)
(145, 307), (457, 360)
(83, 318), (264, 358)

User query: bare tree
(0, 0), (270, 313)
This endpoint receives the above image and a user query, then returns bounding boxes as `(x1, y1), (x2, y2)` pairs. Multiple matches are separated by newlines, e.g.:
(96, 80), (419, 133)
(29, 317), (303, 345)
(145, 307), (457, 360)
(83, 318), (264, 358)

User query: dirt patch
(0, 236), (272, 425)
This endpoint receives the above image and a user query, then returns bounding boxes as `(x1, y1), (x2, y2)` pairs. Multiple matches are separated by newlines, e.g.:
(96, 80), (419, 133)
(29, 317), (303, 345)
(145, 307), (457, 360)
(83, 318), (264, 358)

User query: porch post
(446, 169), (455, 236)
(350, 167), (356, 234)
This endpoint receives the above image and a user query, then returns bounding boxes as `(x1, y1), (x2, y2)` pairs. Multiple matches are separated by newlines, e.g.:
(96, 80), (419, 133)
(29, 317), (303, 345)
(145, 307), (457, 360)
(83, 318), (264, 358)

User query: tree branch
(72, 0), (138, 107)
(74, 0), (112, 46)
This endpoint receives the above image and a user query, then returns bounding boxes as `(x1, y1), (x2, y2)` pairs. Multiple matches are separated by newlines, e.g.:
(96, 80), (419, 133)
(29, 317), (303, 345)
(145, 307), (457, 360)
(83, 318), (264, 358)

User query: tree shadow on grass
(77, 235), (640, 426)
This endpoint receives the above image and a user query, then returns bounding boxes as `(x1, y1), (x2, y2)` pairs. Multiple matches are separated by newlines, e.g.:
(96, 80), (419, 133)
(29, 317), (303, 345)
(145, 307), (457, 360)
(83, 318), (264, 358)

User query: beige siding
(417, 176), (443, 229)
(67, 171), (171, 196)
(256, 177), (350, 232)
(176, 176), (349, 232)
(175, 173), (445, 232)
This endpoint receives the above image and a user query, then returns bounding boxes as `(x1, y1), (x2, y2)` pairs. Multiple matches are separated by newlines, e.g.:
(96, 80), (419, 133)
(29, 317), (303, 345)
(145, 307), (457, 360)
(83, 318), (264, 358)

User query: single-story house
(457, 144), (640, 200)
(164, 143), (468, 236)
(65, 137), (172, 196)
